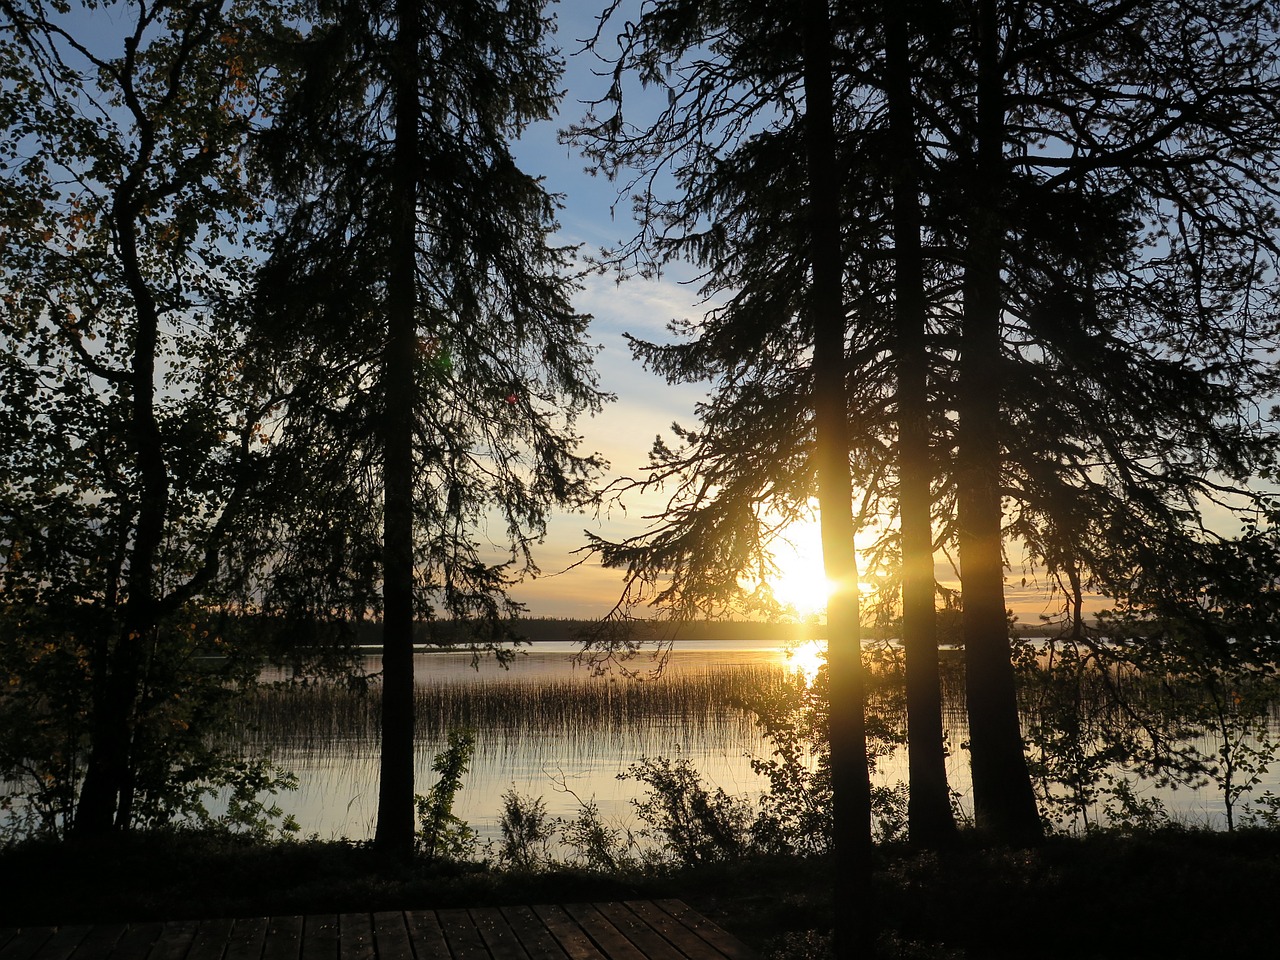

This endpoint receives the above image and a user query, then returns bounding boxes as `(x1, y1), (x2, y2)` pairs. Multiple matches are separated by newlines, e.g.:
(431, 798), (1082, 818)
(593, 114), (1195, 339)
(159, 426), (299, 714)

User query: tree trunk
(800, 2), (874, 956)
(956, 0), (1042, 846)
(884, 0), (957, 848)
(75, 162), (168, 837)
(374, 0), (421, 860)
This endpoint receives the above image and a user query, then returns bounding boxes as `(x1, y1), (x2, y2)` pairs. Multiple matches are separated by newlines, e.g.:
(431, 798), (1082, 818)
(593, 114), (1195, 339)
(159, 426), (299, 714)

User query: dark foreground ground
(2, 829), (1278, 959)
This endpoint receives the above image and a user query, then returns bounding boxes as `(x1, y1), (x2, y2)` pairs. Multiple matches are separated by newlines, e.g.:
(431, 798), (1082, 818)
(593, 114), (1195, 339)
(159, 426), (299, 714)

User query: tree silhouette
(0, 0), (294, 835)
(925, 0), (1280, 840)
(568, 0), (961, 874)
(258, 0), (605, 859)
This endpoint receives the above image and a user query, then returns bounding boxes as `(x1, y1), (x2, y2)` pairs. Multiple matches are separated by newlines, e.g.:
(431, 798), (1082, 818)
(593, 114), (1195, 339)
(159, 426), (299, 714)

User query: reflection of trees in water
(1012, 641), (1280, 832)
(806, 646), (1280, 833)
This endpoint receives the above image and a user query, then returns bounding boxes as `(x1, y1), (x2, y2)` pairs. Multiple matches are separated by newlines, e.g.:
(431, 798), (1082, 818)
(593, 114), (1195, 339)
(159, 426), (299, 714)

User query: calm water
(235, 638), (1280, 843)
(240, 639), (811, 843)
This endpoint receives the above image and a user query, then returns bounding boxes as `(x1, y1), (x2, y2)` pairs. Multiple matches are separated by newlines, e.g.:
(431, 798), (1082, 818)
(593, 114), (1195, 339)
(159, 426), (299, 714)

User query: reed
(228, 663), (788, 759)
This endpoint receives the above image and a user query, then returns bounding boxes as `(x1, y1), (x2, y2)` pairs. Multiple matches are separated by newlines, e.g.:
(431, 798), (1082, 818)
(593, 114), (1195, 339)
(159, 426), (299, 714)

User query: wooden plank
(434, 909), (487, 960)
(526, 907), (604, 960)
(338, 915), (373, 960)
(468, 909), (528, 960)
(260, 918), (302, 960)
(495, 908), (569, 960)
(590, 906), (683, 960)
(29, 925), (90, 960)
(0, 928), (57, 960)
(369, 913), (412, 960)
(558, 906), (645, 960)
(403, 912), (451, 960)
(620, 903), (733, 960)
(185, 918), (234, 960)
(60, 924), (128, 960)
(104, 924), (163, 960)
(647, 903), (755, 960)
(146, 920), (199, 960)
(299, 916), (338, 960)
(224, 918), (268, 960)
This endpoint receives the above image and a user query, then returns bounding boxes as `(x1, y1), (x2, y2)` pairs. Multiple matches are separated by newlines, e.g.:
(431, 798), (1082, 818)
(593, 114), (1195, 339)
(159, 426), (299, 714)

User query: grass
(4, 828), (1280, 959)
(234, 664), (789, 750)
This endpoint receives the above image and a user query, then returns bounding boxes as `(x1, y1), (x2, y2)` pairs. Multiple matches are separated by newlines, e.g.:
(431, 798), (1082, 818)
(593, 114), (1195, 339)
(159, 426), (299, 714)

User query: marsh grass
(228, 663), (790, 757)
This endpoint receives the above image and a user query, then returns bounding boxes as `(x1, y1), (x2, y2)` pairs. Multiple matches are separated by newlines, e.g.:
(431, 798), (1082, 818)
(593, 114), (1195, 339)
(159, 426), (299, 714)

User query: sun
(763, 515), (886, 619)
(765, 519), (836, 618)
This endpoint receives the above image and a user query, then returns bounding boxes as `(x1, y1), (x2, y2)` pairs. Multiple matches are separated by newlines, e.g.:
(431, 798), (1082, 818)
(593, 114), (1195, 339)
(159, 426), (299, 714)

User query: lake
(235, 638), (1280, 845)
(237, 639), (807, 845)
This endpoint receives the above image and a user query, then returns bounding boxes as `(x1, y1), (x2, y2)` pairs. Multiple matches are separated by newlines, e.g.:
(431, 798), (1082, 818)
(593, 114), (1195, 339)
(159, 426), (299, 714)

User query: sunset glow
(765, 519), (836, 617)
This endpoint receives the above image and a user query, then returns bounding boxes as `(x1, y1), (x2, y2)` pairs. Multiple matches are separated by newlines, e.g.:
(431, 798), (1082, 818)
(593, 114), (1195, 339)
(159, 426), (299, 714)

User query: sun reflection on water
(783, 639), (827, 685)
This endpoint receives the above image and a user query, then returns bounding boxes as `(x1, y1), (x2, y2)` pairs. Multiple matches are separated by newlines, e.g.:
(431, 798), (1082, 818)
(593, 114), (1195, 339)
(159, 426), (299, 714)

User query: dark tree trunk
(374, 0), (421, 860)
(956, 0), (1042, 846)
(75, 158), (168, 837)
(800, 1), (874, 955)
(884, 0), (956, 848)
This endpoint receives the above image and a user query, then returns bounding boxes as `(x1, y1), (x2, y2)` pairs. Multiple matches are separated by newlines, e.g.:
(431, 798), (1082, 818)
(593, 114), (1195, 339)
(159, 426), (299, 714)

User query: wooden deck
(0, 900), (756, 960)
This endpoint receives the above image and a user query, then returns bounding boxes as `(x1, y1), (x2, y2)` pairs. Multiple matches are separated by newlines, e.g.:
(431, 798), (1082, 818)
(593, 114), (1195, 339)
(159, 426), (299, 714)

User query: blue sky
(496, 3), (716, 618)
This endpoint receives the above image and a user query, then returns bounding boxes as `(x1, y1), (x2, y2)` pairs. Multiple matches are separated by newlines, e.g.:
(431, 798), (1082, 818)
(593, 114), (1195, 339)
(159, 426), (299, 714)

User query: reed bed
(228, 663), (790, 760)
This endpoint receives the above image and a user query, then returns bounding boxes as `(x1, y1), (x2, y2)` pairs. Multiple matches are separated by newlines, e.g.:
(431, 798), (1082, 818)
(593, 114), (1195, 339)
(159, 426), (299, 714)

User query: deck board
(28, 925), (91, 960)
(494, 907), (569, 960)
(646, 902), (754, 960)
(367, 915), (410, 960)
(260, 917), (302, 960)
(148, 919), (199, 960)
(589, 905), (684, 960)
(0, 902), (754, 960)
(0, 926), (55, 960)
(336, 916), (372, 960)
(467, 909), (529, 960)
(402, 911), (451, 960)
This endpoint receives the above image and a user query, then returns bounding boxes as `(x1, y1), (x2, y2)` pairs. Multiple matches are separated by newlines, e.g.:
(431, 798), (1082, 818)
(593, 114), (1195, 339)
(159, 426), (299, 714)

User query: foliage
(622, 756), (757, 865)
(496, 788), (554, 871)
(555, 793), (638, 873)
(1016, 635), (1280, 834)
(0, 0), (309, 835)
(255, 0), (607, 630)
(1097, 779), (1176, 835)
(415, 731), (478, 861)
(745, 666), (834, 855)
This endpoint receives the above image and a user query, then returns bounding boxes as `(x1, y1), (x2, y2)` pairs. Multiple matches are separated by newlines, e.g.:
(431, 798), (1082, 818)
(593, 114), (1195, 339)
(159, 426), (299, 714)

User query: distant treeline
(339, 616), (1068, 646)
(344, 617), (829, 645)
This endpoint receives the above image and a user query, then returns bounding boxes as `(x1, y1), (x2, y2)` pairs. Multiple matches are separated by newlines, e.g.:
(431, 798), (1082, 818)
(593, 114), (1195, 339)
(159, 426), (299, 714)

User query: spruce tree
(258, 0), (605, 858)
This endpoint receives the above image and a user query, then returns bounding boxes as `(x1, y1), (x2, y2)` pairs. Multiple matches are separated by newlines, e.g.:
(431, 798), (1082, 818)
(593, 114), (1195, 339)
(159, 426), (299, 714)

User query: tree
(567, 0), (976, 882)
(258, 0), (606, 859)
(882, 0), (956, 846)
(928, 0), (1280, 841)
(0, 0), (295, 835)
(799, 4), (876, 951)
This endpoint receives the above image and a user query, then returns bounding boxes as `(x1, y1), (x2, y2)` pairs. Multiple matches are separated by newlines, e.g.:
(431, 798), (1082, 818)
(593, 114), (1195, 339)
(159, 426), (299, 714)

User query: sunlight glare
(766, 519), (835, 617)
(785, 639), (827, 685)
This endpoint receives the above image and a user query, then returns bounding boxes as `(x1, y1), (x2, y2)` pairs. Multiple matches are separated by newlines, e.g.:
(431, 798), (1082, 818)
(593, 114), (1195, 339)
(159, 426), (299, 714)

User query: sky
(488, 5), (1078, 625)
(497, 5), (711, 619)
